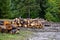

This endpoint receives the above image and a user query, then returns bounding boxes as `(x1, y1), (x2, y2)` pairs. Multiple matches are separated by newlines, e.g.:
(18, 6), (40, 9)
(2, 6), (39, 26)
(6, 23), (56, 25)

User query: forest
(0, 0), (60, 22)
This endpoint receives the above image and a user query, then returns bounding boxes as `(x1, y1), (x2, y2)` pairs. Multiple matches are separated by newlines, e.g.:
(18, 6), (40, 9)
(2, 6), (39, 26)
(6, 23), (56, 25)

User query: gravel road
(28, 32), (60, 40)
(20, 23), (60, 40)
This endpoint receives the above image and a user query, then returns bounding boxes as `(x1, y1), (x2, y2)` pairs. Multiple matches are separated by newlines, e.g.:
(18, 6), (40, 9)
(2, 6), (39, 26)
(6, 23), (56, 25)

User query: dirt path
(20, 23), (60, 40)
(28, 32), (60, 40)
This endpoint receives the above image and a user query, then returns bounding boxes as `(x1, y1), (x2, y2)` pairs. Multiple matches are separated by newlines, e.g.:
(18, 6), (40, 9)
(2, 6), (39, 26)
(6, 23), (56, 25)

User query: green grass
(0, 30), (32, 40)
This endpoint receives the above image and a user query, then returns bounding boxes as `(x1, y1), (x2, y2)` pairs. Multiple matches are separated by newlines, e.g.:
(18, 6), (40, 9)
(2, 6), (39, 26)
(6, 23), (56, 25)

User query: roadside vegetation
(0, 30), (32, 40)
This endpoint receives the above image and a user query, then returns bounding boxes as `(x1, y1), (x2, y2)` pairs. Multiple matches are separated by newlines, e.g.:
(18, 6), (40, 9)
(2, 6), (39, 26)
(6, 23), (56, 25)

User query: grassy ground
(0, 30), (32, 40)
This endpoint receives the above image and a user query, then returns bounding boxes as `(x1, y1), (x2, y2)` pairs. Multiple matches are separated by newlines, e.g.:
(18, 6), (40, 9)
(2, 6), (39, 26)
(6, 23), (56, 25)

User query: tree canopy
(0, 0), (60, 22)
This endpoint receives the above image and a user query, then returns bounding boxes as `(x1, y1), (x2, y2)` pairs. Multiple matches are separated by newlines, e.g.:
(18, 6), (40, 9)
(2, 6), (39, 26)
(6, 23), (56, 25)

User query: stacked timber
(0, 20), (19, 34)
(13, 18), (43, 29)
(0, 18), (45, 34)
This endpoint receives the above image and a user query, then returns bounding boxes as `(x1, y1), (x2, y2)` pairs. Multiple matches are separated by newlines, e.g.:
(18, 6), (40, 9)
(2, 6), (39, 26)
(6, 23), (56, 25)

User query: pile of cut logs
(0, 18), (44, 34)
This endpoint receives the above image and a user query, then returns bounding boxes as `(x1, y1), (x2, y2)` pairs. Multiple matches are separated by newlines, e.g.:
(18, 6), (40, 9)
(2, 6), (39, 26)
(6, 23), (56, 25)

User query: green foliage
(0, 0), (11, 18)
(11, 0), (40, 18)
(45, 0), (60, 22)
(45, 12), (58, 22)
(0, 0), (60, 22)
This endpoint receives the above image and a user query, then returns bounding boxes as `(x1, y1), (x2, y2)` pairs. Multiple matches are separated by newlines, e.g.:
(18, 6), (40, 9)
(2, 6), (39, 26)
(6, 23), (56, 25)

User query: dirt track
(28, 32), (60, 40)
(20, 23), (60, 40)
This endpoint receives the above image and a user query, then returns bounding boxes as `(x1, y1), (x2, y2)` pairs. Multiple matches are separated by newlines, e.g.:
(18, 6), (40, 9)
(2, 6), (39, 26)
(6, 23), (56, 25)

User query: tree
(0, 0), (11, 18)
(45, 0), (60, 22)
(11, 0), (40, 18)
(39, 0), (47, 18)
